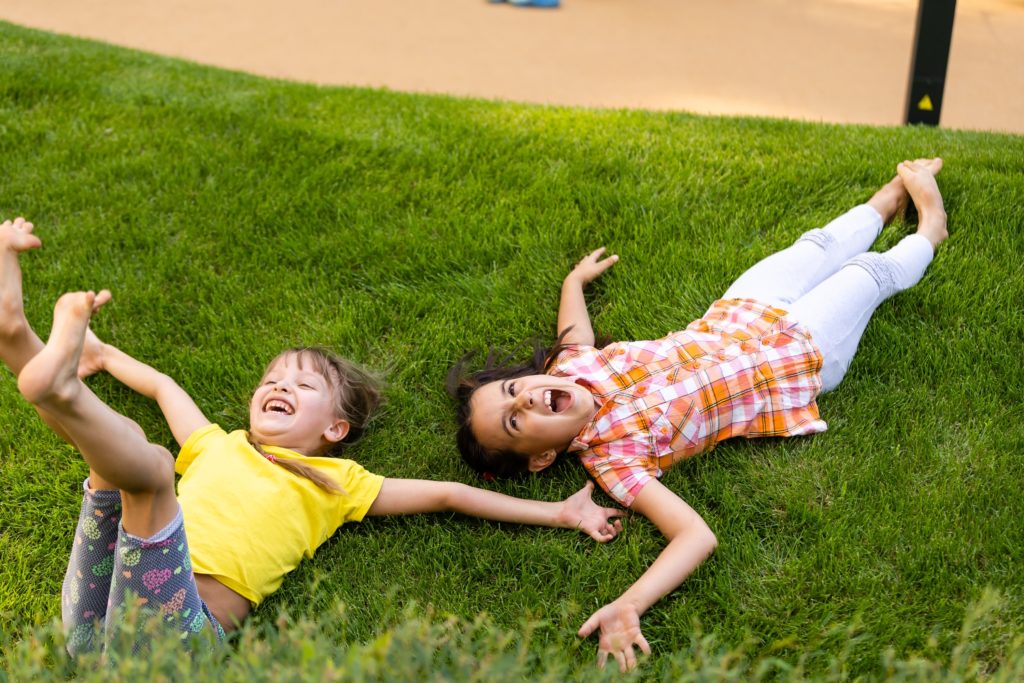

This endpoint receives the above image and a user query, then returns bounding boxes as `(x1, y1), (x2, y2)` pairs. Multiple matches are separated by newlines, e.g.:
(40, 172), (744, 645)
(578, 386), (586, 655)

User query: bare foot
(18, 291), (110, 407)
(78, 327), (108, 379)
(897, 159), (948, 250)
(0, 217), (42, 341)
(867, 158), (943, 225)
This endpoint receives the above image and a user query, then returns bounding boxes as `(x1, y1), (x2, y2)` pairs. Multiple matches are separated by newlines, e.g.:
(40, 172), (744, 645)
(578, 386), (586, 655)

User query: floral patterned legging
(61, 481), (225, 656)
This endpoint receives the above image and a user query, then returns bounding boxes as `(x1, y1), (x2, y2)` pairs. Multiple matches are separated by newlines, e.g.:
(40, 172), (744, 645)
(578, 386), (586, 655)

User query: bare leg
(0, 219), (133, 491)
(18, 292), (178, 537)
(0, 217), (42, 368)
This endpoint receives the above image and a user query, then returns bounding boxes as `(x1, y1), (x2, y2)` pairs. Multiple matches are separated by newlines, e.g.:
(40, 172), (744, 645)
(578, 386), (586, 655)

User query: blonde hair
(248, 347), (383, 495)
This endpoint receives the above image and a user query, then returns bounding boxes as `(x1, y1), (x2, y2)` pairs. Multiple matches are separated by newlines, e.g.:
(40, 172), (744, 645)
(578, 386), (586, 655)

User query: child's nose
(514, 391), (534, 410)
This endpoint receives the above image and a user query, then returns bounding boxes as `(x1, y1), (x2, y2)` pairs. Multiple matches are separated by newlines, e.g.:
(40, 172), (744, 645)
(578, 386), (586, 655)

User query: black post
(905, 0), (957, 125)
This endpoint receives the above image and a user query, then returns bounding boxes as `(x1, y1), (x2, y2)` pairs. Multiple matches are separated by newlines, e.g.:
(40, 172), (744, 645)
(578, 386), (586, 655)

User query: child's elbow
(696, 521), (718, 558)
(438, 482), (469, 512)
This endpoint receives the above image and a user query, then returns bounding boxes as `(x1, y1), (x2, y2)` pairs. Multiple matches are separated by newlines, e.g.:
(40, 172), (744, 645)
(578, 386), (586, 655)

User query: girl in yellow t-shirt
(0, 217), (623, 657)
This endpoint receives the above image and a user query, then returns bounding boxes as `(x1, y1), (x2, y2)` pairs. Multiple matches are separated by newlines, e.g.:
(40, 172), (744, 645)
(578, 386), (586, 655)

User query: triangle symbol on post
(917, 94), (934, 111)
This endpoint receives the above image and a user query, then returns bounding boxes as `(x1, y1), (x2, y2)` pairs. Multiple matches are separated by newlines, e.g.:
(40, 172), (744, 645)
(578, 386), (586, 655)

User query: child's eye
(510, 414), (519, 430)
(299, 383), (313, 390)
(508, 382), (517, 397)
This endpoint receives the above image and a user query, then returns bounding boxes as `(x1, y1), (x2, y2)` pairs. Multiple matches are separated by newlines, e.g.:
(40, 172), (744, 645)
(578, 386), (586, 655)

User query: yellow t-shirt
(175, 424), (384, 606)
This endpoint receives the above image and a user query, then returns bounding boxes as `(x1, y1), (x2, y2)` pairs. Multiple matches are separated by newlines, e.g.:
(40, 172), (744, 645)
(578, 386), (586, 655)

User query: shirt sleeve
(333, 461), (386, 524)
(579, 444), (659, 508)
(549, 344), (599, 378)
(175, 423), (226, 475)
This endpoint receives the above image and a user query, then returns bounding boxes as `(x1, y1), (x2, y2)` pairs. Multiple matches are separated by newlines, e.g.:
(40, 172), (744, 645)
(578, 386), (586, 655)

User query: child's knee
(795, 227), (837, 252)
(152, 444), (176, 480)
(845, 252), (916, 299)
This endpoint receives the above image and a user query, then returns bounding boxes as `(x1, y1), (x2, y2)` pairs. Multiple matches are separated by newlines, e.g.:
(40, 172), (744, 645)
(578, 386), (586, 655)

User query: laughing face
(468, 373), (598, 468)
(248, 352), (349, 456)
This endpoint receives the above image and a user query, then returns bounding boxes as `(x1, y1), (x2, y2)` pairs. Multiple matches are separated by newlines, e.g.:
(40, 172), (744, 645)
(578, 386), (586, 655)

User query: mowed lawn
(1, 20), (1023, 678)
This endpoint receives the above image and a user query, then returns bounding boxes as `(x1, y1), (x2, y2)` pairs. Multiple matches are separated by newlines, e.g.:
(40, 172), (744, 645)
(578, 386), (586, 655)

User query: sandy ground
(1, 0), (1022, 134)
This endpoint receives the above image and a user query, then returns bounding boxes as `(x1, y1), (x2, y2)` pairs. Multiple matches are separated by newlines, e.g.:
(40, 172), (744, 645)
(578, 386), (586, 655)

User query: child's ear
(527, 450), (558, 473)
(324, 419), (351, 444)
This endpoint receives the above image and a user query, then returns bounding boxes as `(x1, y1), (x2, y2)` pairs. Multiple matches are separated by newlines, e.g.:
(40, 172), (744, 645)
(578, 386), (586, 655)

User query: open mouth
(264, 399), (294, 415)
(543, 389), (573, 413)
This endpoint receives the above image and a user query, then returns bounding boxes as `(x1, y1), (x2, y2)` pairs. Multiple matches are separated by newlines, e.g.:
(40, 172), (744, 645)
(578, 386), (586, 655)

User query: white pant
(721, 204), (934, 392)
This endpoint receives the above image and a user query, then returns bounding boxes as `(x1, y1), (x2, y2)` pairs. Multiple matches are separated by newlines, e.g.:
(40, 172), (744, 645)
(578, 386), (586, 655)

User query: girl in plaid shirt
(450, 159), (948, 671)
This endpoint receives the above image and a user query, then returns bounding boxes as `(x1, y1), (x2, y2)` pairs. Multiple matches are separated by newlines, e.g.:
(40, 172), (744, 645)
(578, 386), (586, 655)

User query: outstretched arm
(366, 479), (623, 543)
(577, 480), (717, 672)
(557, 247), (618, 347)
(79, 330), (210, 447)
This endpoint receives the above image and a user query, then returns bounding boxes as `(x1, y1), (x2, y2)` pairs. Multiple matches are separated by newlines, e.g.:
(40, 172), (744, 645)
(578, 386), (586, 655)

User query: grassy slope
(1, 21), (1022, 675)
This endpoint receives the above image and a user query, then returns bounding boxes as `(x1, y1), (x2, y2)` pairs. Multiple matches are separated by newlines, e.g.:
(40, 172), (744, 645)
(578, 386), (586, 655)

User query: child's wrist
(554, 501), (576, 529)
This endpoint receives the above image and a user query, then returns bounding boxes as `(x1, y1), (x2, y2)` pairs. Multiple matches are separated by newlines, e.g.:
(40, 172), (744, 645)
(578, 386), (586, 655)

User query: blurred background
(1, 0), (1021, 133)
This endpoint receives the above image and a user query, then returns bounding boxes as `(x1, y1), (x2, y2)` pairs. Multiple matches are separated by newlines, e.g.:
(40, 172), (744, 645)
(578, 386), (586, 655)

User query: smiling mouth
(264, 399), (294, 415)
(543, 389), (573, 413)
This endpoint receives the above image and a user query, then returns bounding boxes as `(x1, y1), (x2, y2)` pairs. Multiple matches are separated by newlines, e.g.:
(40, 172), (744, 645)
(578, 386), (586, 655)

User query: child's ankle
(0, 303), (29, 341)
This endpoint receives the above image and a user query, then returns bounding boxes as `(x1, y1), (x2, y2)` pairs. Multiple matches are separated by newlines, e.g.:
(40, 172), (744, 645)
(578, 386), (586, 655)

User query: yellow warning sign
(917, 94), (934, 111)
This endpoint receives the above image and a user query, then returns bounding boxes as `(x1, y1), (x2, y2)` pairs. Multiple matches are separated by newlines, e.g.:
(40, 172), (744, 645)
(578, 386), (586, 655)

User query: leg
(0, 217), (42, 371)
(105, 507), (225, 655)
(720, 159), (943, 307)
(62, 483), (123, 656)
(787, 161), (947, 391)
(0, 218), (121, 490)
(17, 291), (178, 537)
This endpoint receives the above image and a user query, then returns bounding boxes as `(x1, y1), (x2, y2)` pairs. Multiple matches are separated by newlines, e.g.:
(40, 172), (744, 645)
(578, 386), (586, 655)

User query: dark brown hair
(250, 347), (383, 494)
(446, 331), (572, 479)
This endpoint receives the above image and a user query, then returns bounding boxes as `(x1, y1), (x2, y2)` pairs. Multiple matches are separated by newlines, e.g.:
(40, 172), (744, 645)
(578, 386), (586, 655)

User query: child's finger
(637, 633), (652, 656)
(578, 612), (600, 638)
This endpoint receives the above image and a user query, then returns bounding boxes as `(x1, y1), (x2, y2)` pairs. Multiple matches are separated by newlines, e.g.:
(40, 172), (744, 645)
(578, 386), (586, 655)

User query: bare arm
(557, 247), (618, 347)
(81, 331), (210, 447)
(366, 479), (623, 543)
(577, 480), (718, 672)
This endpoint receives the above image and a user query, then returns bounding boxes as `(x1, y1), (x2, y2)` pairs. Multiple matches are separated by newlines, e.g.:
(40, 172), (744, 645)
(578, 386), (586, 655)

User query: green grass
(1, 20), (1023, 678)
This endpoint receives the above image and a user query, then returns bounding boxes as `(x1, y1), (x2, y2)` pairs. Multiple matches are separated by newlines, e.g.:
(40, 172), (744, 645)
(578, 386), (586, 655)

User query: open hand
(567, 247), (618, 286)
(560, 480), (623, 543)
(578, 599), (651, 672)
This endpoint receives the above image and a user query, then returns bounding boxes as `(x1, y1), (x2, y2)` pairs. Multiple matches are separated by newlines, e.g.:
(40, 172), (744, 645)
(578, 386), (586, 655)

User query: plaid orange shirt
(549, 298), (826, 507)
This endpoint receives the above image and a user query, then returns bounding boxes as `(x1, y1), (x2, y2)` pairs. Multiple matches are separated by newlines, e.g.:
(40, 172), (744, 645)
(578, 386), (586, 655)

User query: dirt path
(1, 0), (1021, 133)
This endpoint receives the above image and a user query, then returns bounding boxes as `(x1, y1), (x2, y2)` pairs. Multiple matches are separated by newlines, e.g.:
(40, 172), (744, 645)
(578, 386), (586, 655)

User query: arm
(79, 330), (210, 447)
(366, 479), (623, 543)
(577, 480), (717, 672)
(557, 247), (618, 347)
